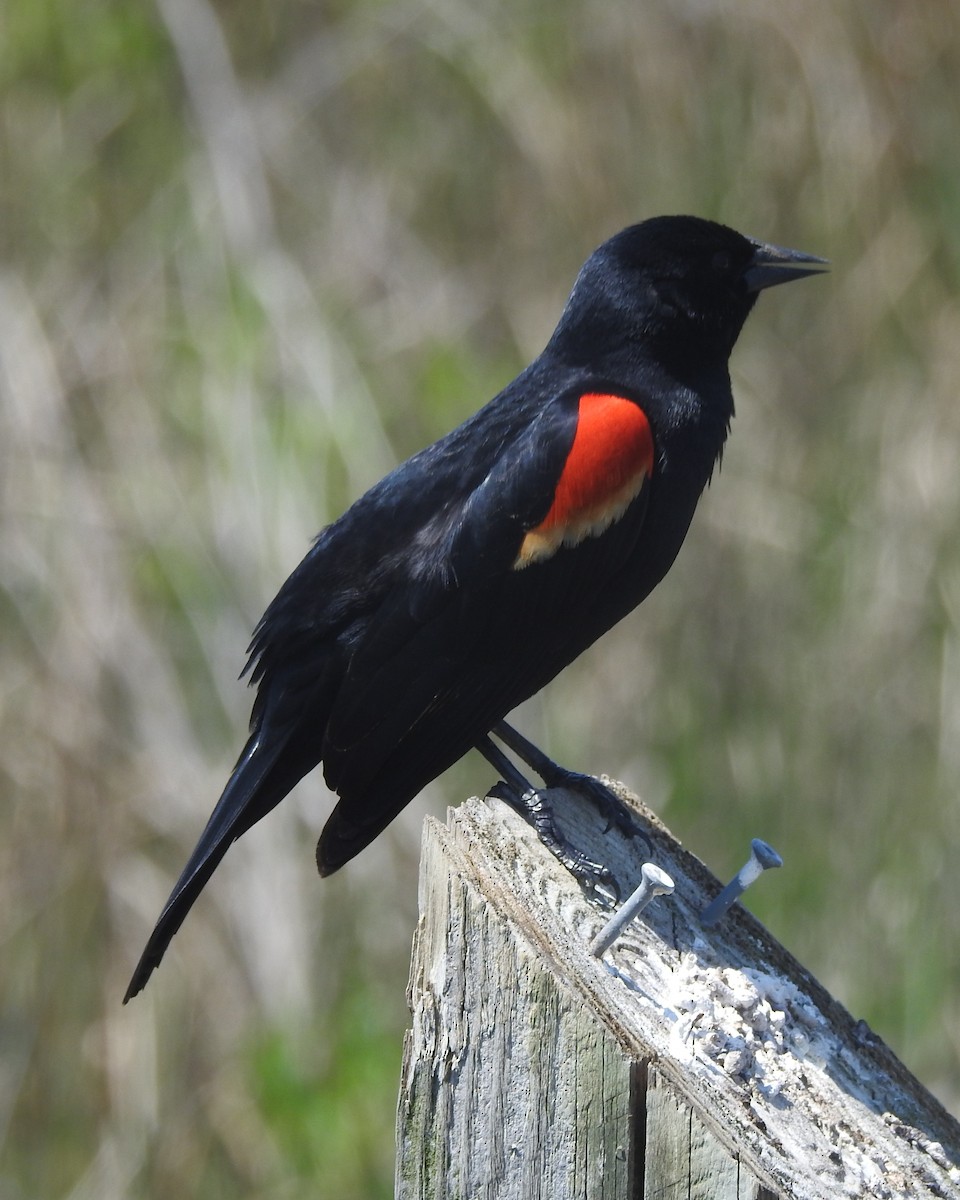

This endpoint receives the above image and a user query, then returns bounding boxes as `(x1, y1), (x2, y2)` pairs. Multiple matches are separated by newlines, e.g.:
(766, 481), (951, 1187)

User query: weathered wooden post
(397, 782), (960, 1199)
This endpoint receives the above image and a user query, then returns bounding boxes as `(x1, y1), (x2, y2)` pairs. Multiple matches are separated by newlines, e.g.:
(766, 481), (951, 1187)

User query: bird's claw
(545, 768), (654, 854)
(488, 779), (623, 906)
(563, 853), (621, 908)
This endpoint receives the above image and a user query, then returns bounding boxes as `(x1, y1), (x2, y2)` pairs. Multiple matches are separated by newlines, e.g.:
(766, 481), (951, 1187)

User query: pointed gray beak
(744, 238), (829, 293)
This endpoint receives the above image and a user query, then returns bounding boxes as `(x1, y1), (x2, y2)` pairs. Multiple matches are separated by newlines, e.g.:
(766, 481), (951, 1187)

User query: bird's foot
(489, 720), (652, 853)
(537, 766), (653, 853)
(488, 781), (620, 907)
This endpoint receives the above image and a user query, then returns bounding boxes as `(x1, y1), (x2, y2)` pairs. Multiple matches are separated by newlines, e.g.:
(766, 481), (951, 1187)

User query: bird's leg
(491, 720), (651, 850)
(474, 734), (619, 905)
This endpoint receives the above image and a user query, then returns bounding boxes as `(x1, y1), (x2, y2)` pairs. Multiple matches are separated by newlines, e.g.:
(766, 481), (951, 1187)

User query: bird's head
(549, 215), (826, 376)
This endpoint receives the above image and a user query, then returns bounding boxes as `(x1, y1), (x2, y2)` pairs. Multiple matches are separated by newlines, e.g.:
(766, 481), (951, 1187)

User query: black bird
(125, 216), (825, 1000)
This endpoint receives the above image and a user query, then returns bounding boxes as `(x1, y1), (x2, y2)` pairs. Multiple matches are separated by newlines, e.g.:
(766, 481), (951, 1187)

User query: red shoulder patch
(515, 393), (654, 569)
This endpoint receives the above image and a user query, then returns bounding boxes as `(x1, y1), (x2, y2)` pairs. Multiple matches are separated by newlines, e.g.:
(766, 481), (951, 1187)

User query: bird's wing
(317, 388), (656, 866)
(453, 387), (655, 574)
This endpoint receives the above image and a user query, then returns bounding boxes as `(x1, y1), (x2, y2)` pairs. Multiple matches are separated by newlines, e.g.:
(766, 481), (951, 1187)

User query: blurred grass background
(4, 0), (960, 1195)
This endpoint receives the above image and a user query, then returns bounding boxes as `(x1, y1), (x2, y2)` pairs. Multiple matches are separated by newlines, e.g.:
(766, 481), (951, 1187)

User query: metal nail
(589, 862), (675, 956)
(700, 838), (783, 927)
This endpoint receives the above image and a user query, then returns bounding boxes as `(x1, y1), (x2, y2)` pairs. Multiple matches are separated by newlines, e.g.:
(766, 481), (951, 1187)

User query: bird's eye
(711, 251), (732, 272)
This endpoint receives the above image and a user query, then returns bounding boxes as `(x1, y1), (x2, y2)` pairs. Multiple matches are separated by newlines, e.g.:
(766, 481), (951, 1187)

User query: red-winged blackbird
(125, 216), (825, 1000)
